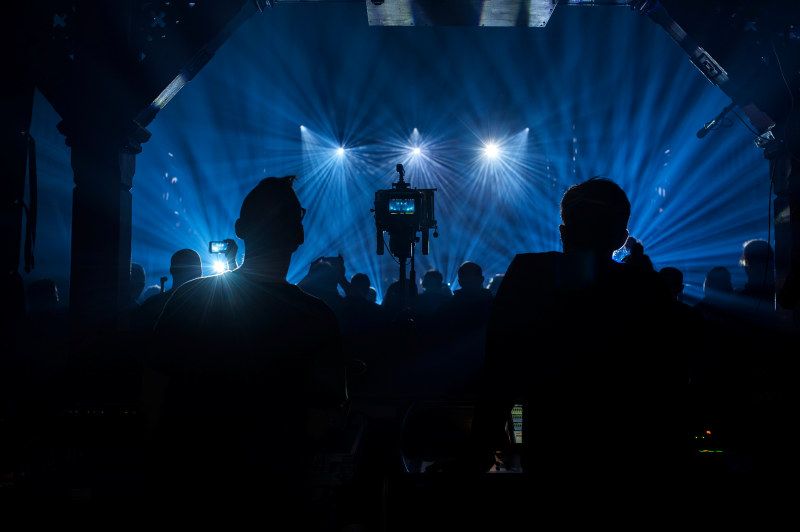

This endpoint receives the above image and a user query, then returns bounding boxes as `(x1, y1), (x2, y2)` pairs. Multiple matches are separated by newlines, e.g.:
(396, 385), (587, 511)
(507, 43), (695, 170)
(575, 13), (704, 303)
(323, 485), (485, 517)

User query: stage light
(27, 2), (769, 314)
(213, 260), (226, 274)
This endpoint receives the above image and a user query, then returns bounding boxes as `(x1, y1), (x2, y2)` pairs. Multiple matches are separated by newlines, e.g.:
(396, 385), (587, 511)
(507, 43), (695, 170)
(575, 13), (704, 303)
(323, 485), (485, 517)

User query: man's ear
(295, 224), (305, 248)
(234, 218), (246, 240)
(559, 224), (567, 242)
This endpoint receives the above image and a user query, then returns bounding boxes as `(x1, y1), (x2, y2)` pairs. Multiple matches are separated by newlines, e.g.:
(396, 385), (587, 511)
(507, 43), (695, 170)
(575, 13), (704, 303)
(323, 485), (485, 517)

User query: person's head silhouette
(170, 248), (202, 288)
(457, 261), (485, 292)
(740, 239), (774, 285)
(234, 176), (305, 278)
(559, 177), (630, 257)
(349, 273), (371, 299)
(659, 266), (685, 301)
(422, 269), (445, 293)
(703, 266), (733, 294)
(301, 260), (338, 294)
(704, 266), (733, 296)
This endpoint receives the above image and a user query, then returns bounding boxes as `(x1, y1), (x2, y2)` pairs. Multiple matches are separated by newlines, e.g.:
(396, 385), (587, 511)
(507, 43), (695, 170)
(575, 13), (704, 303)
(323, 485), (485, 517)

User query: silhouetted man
(132, 248), (203, 332)
(448, 261), (493, 308)
(410, 268), (452, 337)
(471, 177), (688, 478)
(145, 176), (348, 512)
(731, 239), (781, 331)
(428, 261), (494, 399)
(737, 239), (775, 306)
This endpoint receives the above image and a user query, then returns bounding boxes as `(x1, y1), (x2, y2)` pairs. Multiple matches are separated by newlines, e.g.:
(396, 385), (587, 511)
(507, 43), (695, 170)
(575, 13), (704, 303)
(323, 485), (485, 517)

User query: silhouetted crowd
(1, 176), (797, 526)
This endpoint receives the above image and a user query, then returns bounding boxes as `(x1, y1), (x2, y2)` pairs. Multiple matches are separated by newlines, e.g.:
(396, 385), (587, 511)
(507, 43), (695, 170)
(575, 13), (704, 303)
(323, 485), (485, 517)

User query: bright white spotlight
(213, 260), (226, 274)
(413, 147), (421, 155)
(484, 142), (499, 159)
(337, 147), (345, 155)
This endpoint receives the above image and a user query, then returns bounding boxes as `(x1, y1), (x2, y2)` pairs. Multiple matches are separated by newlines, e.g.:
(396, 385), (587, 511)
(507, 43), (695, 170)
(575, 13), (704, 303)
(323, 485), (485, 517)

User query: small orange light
(706, 430), (711, 434)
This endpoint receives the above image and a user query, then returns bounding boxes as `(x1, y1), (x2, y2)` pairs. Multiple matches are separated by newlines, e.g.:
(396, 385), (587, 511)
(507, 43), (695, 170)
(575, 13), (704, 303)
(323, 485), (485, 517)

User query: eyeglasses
(300, 207), (307, 221)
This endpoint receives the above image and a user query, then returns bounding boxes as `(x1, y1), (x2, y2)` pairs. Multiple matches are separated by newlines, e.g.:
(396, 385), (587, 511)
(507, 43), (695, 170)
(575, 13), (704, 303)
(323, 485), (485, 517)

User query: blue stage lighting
(25, 2), (776, 309)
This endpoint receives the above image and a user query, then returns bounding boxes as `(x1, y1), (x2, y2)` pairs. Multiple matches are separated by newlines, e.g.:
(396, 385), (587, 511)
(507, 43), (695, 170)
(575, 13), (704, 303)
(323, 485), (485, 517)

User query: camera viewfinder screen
(209, 241), (228, 253)
(389, 198), (415, 214)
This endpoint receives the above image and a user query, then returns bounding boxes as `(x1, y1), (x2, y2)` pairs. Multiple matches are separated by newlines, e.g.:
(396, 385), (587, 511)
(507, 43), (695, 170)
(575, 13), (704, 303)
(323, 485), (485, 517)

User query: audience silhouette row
(3, 174), (797, 517)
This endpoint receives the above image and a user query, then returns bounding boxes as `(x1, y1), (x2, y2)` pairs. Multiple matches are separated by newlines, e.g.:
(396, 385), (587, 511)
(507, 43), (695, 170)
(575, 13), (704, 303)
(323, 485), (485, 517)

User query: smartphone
(209, 241), (229, 254)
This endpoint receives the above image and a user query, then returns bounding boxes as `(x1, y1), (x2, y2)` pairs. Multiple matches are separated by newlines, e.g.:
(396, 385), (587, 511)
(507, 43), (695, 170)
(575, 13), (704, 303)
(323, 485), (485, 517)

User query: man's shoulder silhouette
(151, 267), (347, 433)
(502, 250), (670, 307)
(156, 269), (338, 343)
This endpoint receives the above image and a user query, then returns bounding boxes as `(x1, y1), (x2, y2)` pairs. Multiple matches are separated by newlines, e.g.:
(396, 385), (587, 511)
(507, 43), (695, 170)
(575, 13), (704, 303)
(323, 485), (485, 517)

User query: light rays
(24, 2), (776, 307)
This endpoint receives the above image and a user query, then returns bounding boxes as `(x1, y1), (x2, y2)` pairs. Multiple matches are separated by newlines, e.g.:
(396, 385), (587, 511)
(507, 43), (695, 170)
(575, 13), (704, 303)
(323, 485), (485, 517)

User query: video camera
(373, 164), (437, 258)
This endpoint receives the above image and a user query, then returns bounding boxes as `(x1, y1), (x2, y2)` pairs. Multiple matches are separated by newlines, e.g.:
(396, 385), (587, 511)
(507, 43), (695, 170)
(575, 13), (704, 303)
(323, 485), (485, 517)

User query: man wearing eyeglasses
(144, 176), (348, 516)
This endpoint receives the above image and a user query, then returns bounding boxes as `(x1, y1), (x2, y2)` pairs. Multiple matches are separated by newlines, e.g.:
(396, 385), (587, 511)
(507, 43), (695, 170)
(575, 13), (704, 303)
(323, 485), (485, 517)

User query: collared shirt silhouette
(472, 177), (689, 476)
(146, 176), (348, 508)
